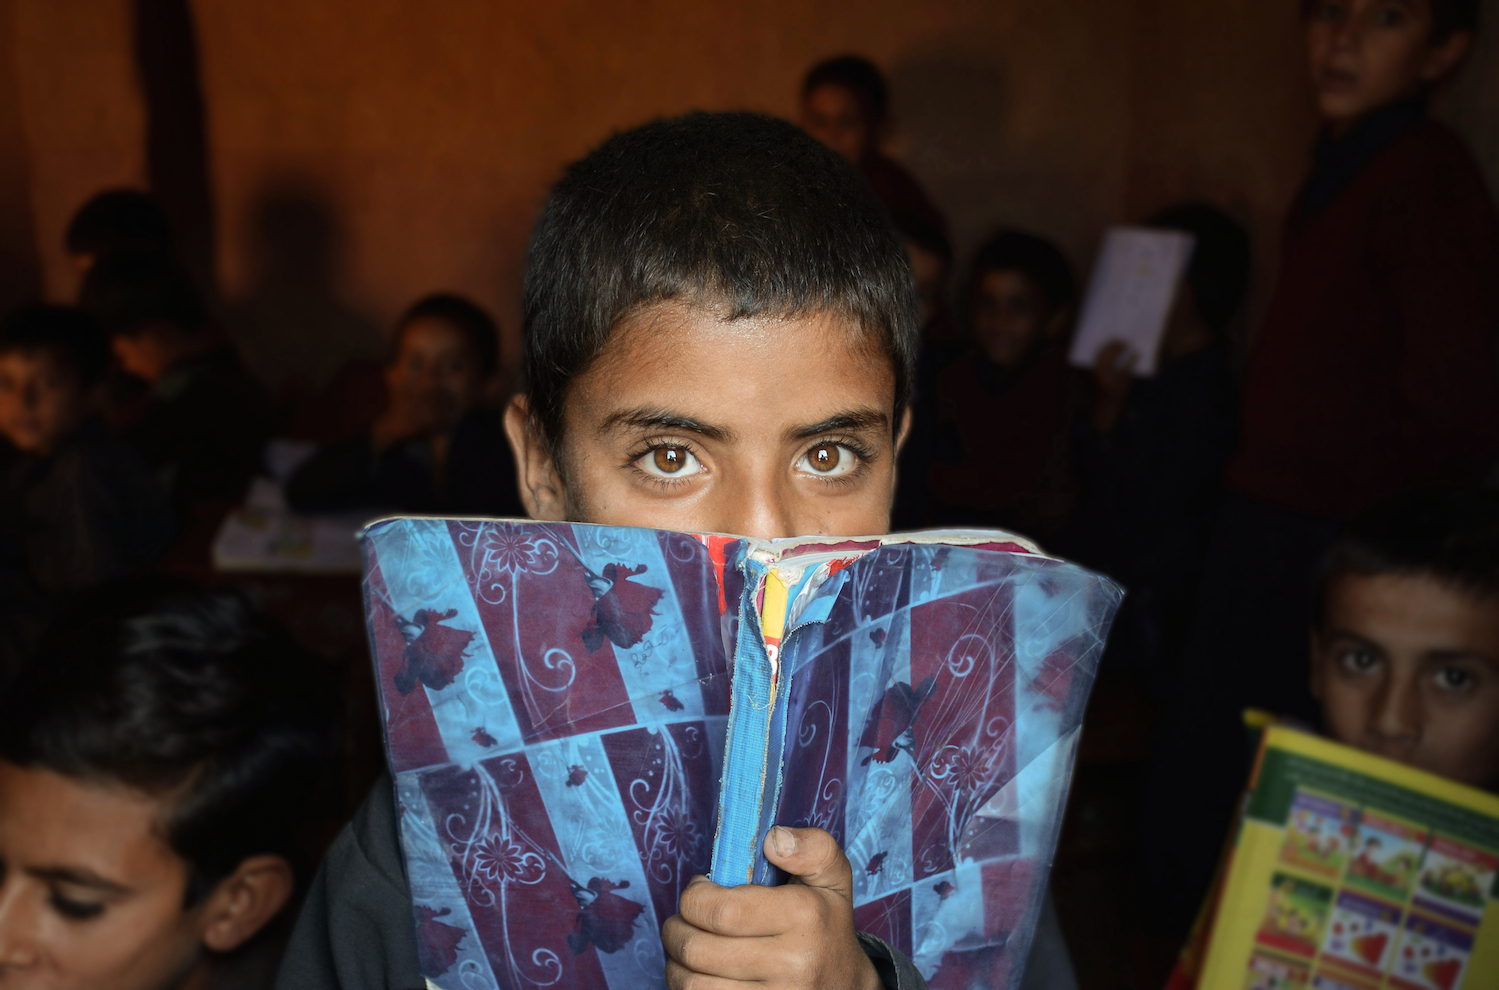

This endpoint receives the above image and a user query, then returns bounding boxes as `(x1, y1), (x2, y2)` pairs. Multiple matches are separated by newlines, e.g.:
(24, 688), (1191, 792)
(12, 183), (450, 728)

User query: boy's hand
(662, 826), (883, 990)
(1089, 339), (1137, 436)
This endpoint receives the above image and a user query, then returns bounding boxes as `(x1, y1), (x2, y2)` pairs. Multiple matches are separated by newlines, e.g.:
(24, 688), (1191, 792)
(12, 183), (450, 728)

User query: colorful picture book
(1198, 726), (1499, 990)
(359, 518), (1121, 989)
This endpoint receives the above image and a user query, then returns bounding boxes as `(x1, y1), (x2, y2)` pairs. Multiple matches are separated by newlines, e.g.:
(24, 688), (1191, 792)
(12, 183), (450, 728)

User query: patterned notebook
(360, 518), (1121, 990)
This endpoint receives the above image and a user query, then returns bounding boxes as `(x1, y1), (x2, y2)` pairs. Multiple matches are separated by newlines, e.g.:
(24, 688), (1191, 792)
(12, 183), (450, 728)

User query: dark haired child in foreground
(1168, 486), (1499, 988)
(800, 55), (946, 235)
(64, 188), (175, 276)
(80, 249), (273, 517)
(278, 112), (929, 990)
(1148, 0), (1499, 938)
(0, 584), (341, 989)
(926, 230), (1078, 538)
(0, 306), (172, 677)
(286, 294), (523, 517)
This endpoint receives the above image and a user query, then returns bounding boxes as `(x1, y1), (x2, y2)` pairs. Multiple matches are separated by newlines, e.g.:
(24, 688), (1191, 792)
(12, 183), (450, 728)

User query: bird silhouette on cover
(567, 877), (646, 954)
(414, 905), (467, 977)
(858, 674), (938, 765)
(394, 608), (475, 694)
(580, 563), (664, 652)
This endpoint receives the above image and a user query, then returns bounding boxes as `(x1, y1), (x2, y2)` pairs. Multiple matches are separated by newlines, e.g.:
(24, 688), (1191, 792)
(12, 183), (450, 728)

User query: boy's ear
(1421, 30), (1471, 83)
(504, 394), (565, 521)
(197, 854), (294, 953)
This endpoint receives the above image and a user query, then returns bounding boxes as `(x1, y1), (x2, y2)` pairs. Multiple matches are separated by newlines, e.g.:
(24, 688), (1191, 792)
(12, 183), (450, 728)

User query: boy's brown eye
(809, 443), (841, 473)
(654, 447), (688, 473)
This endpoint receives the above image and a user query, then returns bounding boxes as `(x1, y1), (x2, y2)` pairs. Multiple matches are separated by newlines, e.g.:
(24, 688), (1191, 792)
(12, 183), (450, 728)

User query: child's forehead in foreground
(564, 300), (898, 437)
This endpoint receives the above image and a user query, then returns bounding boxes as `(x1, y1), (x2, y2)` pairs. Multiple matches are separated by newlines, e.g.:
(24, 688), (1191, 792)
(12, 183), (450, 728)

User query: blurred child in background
(63, 189), (174, 277)
(1149, 0), (1499, 938)
(0, 306), (172, 680)
(799, 55), (946, 234)
(79, 249), (272, 518)
(285, 293), (523, 517)
(0, 584), (341, 988)
(926, 230), (1079, 538)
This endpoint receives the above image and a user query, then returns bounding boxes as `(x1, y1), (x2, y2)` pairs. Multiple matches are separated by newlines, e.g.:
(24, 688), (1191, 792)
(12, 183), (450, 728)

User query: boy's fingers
(762, 826), (852, 900)
(661, 915), (768, 981)
(665, 958), (751, 990)
(677, 877), (787, 936)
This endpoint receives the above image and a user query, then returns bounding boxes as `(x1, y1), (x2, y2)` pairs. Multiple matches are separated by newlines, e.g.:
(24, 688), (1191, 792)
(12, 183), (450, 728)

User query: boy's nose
(711, 482), (798, 542)
(1368, 673), (1422, 749)
(0, 889), (41, 968)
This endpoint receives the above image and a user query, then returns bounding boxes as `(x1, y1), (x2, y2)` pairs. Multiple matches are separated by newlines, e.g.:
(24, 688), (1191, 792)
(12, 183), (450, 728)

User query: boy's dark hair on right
(1300, 0), (1478, 41)
(802, 55), (889, 123)
(522, 111), (918, 458)
(65, 189), (174, 259)
(0, 304), (112, 388)
(0, 582), (341, 904)
(892, 211), (953, 269)
(398, 292), (501, 378)
(1314, 486), (1499, 629)
(967, 229), (1077, 311)
(79, 248), (208, 337)
(1147, 202), (1252, 331)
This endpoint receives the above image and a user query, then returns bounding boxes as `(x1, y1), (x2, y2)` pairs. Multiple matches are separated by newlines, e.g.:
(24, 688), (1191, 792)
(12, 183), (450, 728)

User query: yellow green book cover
(1199, 726), (1499, 990)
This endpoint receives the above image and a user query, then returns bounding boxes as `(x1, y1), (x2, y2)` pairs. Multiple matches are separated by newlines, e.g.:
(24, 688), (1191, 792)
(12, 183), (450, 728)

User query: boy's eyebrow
(787, 410), (891, 441)
(1425, 648), (1499, 667)
(28, 865), (131, 894)
(599, 408), (734, 442)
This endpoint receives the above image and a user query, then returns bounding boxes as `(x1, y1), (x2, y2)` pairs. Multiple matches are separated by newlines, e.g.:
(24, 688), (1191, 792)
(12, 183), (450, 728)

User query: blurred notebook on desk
(360, 518), (1120, 990)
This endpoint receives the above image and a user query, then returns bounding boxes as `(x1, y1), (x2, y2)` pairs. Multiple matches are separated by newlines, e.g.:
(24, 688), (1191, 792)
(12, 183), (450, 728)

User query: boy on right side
(1149, 0), (1499, 937)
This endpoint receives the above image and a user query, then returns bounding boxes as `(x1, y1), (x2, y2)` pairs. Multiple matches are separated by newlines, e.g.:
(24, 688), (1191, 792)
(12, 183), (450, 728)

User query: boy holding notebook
(278, 112), (929, 990)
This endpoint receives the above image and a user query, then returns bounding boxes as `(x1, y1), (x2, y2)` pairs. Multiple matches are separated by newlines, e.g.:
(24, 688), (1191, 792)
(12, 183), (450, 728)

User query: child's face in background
(969, 270), (1058, 371)
(387, 317), (486, 435)
(799, 84), (874, 166)
(1304, 0), (1469, 131)
(1312, 572), (1499, 788)
(0, 762), (201, 989)
(0, 349), (92, 456)
(507, 303), (906, 540)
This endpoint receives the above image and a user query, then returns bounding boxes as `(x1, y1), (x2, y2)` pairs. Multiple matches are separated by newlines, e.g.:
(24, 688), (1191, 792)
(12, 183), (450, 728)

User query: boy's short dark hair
(0, 583), (340, 903)
(967, 230), (1076, 312)
(1300, 0), (1478, 41)
(78, 248), (208, 337)
(0, 304), (112, 388)
(801, 55), (889, 123)
(65, 189), (174, 259)
(398, 292), (500, 378)
(1314, 486), (1499, 628)
(892, 210), (953, 269)
(1147, 202), (1251, 332)
(522, 111), (918, 455)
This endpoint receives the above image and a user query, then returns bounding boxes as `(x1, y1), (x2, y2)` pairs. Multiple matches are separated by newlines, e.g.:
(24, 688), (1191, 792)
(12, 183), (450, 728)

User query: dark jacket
(1228, 114), (1499, 519)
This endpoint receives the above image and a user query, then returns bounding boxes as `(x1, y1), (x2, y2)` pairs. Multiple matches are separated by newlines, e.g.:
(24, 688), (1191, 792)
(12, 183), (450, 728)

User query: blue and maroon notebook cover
(360, 518), (1121, 989)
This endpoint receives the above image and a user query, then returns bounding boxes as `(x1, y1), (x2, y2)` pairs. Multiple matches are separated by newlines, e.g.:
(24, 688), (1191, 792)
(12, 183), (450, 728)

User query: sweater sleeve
(1375, 139), (1499, 484)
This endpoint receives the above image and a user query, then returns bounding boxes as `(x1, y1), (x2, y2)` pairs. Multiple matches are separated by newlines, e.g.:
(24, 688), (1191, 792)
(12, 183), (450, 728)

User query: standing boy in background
(799, 55), (946, 236)
(1148, 0), (1499, 942)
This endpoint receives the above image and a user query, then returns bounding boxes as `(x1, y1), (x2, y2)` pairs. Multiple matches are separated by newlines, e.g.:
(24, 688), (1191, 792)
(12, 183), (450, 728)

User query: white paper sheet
(1068, 227), (1194, 377)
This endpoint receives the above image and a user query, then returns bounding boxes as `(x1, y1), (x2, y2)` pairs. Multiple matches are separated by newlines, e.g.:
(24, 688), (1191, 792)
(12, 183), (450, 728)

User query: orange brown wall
(5, 0), (1496, 387)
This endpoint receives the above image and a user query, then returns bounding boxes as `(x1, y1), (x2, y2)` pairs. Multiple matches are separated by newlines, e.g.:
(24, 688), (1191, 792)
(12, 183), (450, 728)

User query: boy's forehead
(1325, 571), (1499, 656)
(568, 301), (894, 432)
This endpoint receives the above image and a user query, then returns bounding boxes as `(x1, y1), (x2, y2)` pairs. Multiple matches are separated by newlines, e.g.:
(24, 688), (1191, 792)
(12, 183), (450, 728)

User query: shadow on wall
(888, 48), (1111, 275)
(225, 186), (381, 401)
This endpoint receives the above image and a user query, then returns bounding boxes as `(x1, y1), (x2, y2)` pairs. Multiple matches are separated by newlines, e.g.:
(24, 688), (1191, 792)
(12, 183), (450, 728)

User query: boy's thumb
(763, 826), (852, 899)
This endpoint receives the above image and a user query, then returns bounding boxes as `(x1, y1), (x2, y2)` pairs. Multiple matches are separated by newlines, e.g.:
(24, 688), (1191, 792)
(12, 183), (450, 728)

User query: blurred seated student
(0, 583), (341, 989)
(79, 249), (273, 516)
(1067, 203), (1246, 677)
(285, 293), (524, 517)
(64, 189), (174, 277)
(799, 55), (946, 233)
(926, 230), (1079, 538)
(0, 305), (173, 598)
(1166, 486), (1499, 987)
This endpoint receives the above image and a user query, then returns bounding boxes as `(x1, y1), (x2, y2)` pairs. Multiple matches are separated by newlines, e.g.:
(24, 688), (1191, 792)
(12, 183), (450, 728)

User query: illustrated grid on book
(361, 517), (1121, 990)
